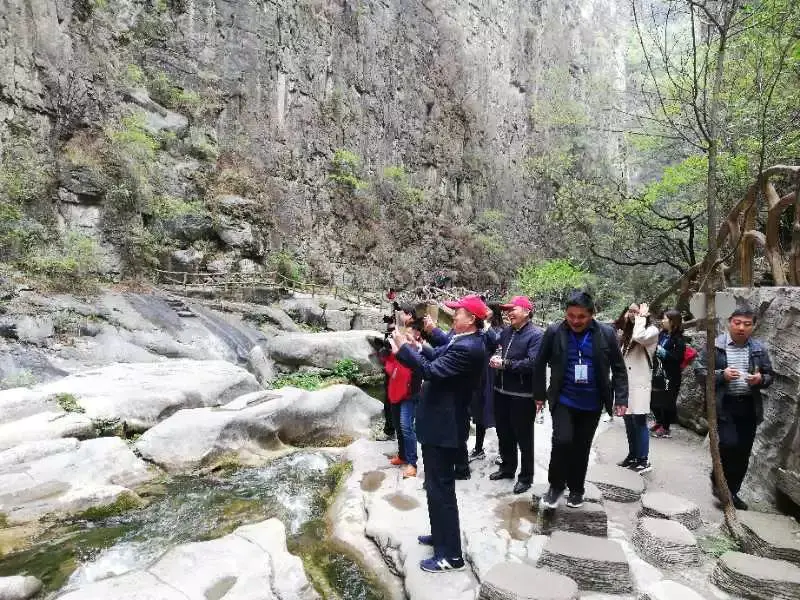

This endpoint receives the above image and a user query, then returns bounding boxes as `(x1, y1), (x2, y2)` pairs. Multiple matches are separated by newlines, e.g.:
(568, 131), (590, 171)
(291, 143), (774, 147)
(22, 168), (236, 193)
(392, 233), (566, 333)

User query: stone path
(737, 510), (800, 565)
(711, 551), (800, 600)
(477, 563), (579, 600)
(639, 491), (702, 530)
(632, 517), (701, 566)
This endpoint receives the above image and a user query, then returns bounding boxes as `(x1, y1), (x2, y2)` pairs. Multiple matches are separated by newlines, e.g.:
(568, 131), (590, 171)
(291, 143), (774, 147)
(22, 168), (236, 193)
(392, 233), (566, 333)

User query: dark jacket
(694, 333), (774, 423)
(652, 331), (686, 392)
(490, 321), (543, 398)
(397, 330), (488, 448)
(532, 319), (628, 415)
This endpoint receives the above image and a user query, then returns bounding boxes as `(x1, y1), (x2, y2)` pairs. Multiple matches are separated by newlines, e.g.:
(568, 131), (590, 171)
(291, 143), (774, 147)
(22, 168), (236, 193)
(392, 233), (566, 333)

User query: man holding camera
(391, 295), (488, 573)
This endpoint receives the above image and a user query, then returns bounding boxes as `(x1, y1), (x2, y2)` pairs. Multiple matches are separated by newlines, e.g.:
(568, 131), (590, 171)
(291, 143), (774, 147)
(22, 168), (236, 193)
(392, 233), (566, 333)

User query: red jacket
(383, 353), (413, 404)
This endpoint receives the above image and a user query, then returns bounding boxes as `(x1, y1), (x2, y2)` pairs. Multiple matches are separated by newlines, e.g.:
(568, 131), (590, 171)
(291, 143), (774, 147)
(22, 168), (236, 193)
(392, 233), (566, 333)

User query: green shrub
(332, 358), (360, 382)
(75, 493), (140, 521)
(53, 393), (84, 413)
(270, 372), (326, 391)
(148, 195), (207, 220)
(125, 64), (145, 87)
(270, 251), (306, 283)
(330, 149), (368, 190)
(28, 232), (101, 290)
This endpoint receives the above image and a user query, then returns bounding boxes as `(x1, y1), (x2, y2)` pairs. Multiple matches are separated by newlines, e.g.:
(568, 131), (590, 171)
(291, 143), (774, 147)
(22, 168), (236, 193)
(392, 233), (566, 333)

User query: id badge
(574, 363), (589, 384)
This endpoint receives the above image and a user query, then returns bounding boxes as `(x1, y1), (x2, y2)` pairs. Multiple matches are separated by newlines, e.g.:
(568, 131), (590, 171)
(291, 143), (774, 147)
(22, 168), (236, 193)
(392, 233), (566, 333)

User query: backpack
(680, 346), (698, 369)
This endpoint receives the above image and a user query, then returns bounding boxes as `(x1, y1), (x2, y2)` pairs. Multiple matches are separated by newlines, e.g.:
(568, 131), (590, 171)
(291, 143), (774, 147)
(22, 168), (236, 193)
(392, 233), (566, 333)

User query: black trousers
(652, 389), (679, 431)
(548, 402), (601, 496)
(382, 393), (395, 436)
(390, 402), (405, 460)
(717, 399), (758, 495)
(422, 444), (463, 559)
(494, 391), (535, 483)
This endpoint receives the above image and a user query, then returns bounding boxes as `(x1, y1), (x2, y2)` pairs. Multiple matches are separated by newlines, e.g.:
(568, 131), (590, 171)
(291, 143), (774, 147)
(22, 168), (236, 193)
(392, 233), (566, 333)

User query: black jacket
(490, 321), (543, 398)
(397, 331), (488, 448)
(532, 319), (628, 415)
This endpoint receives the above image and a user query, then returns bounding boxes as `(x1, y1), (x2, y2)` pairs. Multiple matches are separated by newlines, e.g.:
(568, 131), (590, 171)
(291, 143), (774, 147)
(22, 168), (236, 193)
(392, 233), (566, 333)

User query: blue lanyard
(571, 332), (590, 362)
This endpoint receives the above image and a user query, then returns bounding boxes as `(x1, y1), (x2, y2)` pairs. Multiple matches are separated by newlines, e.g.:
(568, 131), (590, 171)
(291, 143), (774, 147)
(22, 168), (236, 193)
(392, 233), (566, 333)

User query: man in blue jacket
(694, 305), (774, 510)
(488, 296), (543, 494)
(533, 291), (628, 510)
(393, 294), (489, 573)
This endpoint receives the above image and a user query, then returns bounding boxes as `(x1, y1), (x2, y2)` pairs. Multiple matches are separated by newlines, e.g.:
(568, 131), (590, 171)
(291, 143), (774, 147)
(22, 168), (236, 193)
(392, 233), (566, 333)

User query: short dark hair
(730, 305), (757, 323)
(474, 318), (485, 330)
(565, 290), (595, 313)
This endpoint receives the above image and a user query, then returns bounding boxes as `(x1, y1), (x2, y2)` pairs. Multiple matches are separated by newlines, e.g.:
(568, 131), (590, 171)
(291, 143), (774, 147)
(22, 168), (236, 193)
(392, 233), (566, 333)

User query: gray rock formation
(638, 580), (707, 600)
(631, 517), (701, 567)
(539, 501), (608, 538)
(536, 531), (633, 594)
(0, 576), (43, 600)
(266, 330), (382, 373)
(711, 551), (800, 600)
(737, 510), (800, 566)
(134, 385), (382, 473)
(639, 491), (702, 530)
(586, 464), (646, 502)
(0, 437), (155, 523)
(54, 519), (318, 600)
(478, 563), (579, 600)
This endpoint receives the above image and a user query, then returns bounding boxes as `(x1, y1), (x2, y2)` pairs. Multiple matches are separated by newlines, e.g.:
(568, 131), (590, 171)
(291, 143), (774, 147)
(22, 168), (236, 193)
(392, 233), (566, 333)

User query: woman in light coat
(615, 302), (659, 473)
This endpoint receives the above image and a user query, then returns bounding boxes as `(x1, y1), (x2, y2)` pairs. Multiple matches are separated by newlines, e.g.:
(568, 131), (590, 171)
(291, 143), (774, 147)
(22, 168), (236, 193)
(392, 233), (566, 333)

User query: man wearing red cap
(488, 296), (543, 494)
(391, 294), (489, 573)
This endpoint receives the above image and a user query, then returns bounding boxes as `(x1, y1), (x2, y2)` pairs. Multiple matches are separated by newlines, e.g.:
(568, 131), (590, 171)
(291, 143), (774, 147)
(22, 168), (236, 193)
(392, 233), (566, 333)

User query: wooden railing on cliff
(153, 269), (381, 305)
(653, 165), (800, 310)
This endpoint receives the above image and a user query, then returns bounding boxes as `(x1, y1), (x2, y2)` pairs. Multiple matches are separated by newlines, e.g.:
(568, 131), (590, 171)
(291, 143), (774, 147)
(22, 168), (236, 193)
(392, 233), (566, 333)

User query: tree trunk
(703, 0), (742, 539)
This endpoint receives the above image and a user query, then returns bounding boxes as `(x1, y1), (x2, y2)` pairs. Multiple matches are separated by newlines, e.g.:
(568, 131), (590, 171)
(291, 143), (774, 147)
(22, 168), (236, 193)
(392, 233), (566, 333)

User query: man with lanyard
(694, 305), (774, 510)
(533, 291), (628, 509)
(392, 294), (489, 572)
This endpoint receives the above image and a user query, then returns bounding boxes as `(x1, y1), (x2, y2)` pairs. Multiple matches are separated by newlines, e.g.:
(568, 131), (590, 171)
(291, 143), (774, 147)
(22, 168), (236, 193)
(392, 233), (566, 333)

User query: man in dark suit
(392, 294), (489, 573)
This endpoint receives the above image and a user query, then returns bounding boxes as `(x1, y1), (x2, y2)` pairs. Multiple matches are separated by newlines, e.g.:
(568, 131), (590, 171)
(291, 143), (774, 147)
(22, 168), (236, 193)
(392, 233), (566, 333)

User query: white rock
(638, 579), (707, 600)
(266, 330), (382, 373)
(0, 360), (260, 435)
(0, 437), (155, 523)
(0, 411), (95, 451)
(55, 519), (318, 600)
(135, 385), (382, 473)
(0, 575), (43, 600)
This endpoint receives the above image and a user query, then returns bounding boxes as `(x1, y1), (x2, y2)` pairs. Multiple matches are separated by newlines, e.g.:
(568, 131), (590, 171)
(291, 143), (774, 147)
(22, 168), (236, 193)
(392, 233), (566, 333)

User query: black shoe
(494, 456), (503, 466)
(454, 469), (471, 481)
(566, 492), (584, 508)
(540, 487), (564, 510)
(489, 470), (514, 481)
(513, 481), (531, 494)
(468, 449), (486, 462)
(417, 534), (434, 546)
(617, 456), (636, 468)
(629, 459), (652, 474)
(732, 495), (748, 510)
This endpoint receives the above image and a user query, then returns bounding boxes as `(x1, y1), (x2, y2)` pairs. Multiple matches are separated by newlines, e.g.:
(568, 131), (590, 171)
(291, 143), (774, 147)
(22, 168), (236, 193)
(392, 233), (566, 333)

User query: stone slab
(586, 464), (646, 502)
(639, 491), (702, 530)
(632, 517), (700, 566)
(638, 580), (707, 600)
(539, 501), (608, 538)
(711, 551), (800, 600)
(478, 563), (579, 600)
(737, 510), (800, 566)
(537, 531), (632, 594)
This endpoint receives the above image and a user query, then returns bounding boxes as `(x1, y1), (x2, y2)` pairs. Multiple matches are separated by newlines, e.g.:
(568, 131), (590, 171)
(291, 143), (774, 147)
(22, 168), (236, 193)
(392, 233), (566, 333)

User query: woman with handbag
(650, 309), (687, 438)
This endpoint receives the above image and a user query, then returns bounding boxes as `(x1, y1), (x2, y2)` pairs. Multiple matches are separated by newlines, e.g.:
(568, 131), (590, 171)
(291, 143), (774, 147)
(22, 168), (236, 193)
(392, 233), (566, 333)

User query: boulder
(59, 165), (105, 199)
(738, 510), (800, 566)
(214, 217), (264, 256)
(639, 491), (702, 530)
(0, 411), (95, 452)
(135, 385), (382, 473)
(0, 437), (155, 523)
(538, 501), (608, 538)
(279, 297), (326, 327)
(631, 517), (701, 566)
(265, 330), (382, 373)
(0, 360), (260, 435)
(352, 306), (386, 331)
(711, 551), (800, 600)
(156, 213), (216, 243)
(536, 531), (633, 593)
(324, 308), (355, 331)
(54, 519), (318, 600)
(777, 467), (800, 508)
(125, 89), (189, 135)
(170, 248), (204, 269)
(638, 580), (707, 600)
(586, 464), (646, 502)
(0, 576), (42, 600)
(478, 563), (579, 600)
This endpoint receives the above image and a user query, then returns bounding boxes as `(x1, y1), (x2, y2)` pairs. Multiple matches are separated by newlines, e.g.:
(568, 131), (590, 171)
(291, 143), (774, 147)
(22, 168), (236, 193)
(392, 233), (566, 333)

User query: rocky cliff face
(0, 0), (627, 288)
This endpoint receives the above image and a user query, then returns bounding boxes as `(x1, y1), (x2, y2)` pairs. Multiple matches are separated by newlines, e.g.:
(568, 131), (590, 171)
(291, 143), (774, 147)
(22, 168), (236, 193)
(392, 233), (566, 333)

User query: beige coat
(622, 316), (660, 415)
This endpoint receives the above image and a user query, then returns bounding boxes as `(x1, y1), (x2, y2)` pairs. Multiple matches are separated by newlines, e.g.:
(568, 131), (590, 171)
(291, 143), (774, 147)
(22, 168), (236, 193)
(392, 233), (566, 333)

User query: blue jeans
(400, 397), (418, 467)
(624, 414), (649, 460)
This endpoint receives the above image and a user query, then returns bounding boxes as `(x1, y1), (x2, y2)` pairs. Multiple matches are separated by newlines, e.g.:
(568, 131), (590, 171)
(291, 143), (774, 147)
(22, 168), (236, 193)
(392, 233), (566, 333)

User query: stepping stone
(632, 517), (701, 566)
(586, 464), (646, 502)
(540, 501), (608, 538)
(478, 562), (579, 600)
(711, 551), (800, 600)
(638, 580), (707, 600)
(639, 491), (702, 530)
(0, 576), (43, 600)
(537, 531), (633, 594)
(530, 482), (603, 511)
(737, 510), (800, 566)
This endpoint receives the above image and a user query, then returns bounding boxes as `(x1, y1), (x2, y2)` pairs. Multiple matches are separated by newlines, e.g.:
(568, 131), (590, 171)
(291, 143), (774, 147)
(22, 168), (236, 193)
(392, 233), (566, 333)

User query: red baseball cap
(500, 296), (534, 311)
(444, 295), (489, 320)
